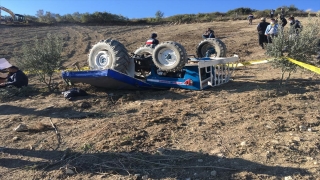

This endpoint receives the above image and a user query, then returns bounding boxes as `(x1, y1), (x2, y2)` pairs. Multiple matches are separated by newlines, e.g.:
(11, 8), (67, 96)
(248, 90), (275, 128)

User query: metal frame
(185, 56), (238, 89)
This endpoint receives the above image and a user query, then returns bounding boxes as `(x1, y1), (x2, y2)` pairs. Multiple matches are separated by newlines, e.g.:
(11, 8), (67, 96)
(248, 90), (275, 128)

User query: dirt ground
(1, 18), (320, 180)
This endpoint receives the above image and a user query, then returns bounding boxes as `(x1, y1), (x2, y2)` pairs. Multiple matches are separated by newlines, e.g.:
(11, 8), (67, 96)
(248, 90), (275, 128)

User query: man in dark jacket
(270, 9), (275, 18)
(257, 17), (270, 49)
(0, 66), (28, 88)
(202, 28), (215, 39)
(280, 8), (285, 16)
(279, 15), (287, 27)
(288, 17), (302, 35)
(146, 33), (159, 47)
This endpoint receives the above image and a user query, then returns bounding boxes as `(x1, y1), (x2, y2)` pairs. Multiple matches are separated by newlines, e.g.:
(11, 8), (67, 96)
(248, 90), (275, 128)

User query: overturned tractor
(62, 38), (238, 90)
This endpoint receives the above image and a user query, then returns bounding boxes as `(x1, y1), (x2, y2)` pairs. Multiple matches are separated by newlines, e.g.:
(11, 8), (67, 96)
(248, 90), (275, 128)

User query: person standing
(265, 18), (279, 43)
(288, 17), (302, 35)
(257, 17), (270, 49)
(280, 8), (285, 16)
(270, 9), (275, 18)
(247, 14), (254, 25)
(279, 14), (287, 27)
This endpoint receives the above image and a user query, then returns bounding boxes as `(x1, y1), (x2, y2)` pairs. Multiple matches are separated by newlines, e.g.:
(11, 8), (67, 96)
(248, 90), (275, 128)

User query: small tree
(265, 14), (320, 85)
(155, 10), (164, 21)
(17, 33), (64, 92)
(36, 9), (44, 22)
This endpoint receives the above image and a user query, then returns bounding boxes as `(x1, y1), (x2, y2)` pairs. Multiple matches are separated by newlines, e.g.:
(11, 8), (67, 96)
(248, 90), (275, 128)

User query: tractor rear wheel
(196, 38), (227, 58)
(88, 39), (130, 74)
(152, 41), (188, 72)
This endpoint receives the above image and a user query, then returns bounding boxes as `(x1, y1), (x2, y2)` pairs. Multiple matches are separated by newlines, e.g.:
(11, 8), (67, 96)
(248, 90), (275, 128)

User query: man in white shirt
(265, 18), (279, 43)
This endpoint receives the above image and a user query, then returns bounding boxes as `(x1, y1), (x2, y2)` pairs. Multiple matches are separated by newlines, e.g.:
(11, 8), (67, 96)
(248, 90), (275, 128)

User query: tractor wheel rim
(95, 51), (110, 67)
(202, 44), (217, 57)
(157, 48), (177, 66)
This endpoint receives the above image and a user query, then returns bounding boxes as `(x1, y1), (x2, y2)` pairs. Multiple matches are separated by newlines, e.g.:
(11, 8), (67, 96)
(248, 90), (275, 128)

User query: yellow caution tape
(234, 57), (320, 75)
(233, 59), (272, 67)
(286, 57), (320, 74)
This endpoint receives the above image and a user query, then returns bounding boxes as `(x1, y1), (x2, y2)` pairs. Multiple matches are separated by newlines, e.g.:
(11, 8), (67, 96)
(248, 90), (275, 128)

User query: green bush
(254, 10), (271, 18)
(16, 33), (64, 92)
(226, 7), (257, 16)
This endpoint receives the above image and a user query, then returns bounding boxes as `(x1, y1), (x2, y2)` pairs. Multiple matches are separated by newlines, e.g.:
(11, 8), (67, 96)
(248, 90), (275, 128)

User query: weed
(81, 143), (93, 152)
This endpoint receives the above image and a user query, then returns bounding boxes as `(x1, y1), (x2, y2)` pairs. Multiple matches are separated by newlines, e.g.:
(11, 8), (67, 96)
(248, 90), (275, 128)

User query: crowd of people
(255, 8), (302, 49)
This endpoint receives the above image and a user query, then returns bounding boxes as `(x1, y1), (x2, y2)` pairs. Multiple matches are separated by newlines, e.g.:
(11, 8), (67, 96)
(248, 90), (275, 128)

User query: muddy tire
(152, 41), (188, 72)
(88, 39), (130, 74)
(134, 46), (154, 57)
(196, 38), (227, 58)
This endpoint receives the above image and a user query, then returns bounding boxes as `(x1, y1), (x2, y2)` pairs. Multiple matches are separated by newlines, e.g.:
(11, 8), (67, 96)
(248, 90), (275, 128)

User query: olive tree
(17, 33), (64, 92)
(155, 10), (164, 22)
(265, 14), (320, 85)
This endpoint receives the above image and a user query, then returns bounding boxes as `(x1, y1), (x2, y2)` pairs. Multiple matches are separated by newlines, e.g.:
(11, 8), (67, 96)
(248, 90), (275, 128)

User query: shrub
(0, 86), (36, 102)
(226, 7), (257, 16)
(155, 10), (164, 22)
(17, 33), (64, 92)
(265, 14), (320, 85)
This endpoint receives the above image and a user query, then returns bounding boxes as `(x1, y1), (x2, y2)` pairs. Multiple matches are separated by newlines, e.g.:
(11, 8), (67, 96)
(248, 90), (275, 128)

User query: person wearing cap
(0, 66), (28, 88)
(257, 17), (270, 49)
(202, 28), (215, 39)
(146, 33), (159, 47)
(265, 18), (279, 43)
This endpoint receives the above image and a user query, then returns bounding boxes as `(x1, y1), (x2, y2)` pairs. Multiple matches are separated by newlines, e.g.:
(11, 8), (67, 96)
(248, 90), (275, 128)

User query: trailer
(62, 39), (239, 90)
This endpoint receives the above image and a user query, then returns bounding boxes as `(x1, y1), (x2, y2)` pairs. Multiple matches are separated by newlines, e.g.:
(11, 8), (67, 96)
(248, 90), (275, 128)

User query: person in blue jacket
(0, 66), (28, 88)
(264, 18), (279, 43)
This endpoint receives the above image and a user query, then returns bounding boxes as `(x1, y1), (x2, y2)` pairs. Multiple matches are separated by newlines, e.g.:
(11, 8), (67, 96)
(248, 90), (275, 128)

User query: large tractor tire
(134, 46), (154, 57)
(88, 39), (130, 74)
(152, 41), (188, 72)
(196, 38), (227, 58)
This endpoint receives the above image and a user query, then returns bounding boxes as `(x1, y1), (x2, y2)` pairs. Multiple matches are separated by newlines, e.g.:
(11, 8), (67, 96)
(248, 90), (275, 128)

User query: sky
(0, 0), (319, 19)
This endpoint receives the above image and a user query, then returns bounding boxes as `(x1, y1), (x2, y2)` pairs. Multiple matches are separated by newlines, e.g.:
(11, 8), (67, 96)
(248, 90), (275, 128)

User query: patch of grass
(0, 86), (38, 102)
(23, 164), (39, 171)
(81, 143), (93, 152)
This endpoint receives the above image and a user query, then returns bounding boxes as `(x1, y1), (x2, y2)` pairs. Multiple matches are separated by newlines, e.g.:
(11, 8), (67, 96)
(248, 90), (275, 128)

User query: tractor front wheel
(152, 41), (188, 72)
